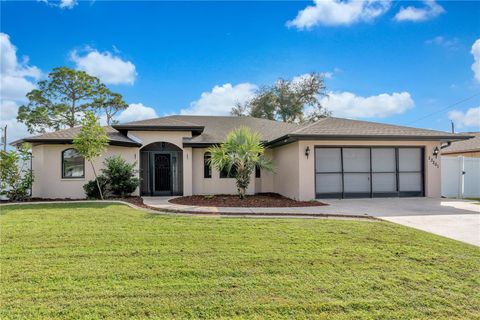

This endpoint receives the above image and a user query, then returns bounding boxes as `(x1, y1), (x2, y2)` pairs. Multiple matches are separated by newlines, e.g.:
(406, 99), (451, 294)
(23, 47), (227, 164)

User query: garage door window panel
(315, 148), (343, 198)
(398, 148), (423, 195)
(371, 148), (397, 195)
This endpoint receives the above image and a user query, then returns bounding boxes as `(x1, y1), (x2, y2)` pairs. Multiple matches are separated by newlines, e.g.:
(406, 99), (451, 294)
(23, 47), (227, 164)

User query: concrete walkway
(322, 198), (480, 246)
(143, 197), (480, 246)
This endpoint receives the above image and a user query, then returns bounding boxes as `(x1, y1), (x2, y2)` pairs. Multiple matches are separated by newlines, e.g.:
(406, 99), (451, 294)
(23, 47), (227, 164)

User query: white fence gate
(441, 156), (480, 198)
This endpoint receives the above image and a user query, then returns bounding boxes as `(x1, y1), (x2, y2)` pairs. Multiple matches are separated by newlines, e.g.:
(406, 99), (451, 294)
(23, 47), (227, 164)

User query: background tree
(17, 67), (128, 133)
(207, 127), (273, 199)
(94, 86), (129, 125)
(73, 112), (109, 200)
(231, 73), (330, 123)
(0, 143), (34, 201)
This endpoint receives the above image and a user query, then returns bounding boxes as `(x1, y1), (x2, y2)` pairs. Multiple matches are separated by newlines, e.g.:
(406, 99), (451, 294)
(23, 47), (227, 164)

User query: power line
(407, 92), (480, 125)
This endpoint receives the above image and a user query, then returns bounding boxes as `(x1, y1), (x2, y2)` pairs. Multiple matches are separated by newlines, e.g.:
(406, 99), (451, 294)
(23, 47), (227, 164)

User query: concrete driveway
(322, 198), (480, 246)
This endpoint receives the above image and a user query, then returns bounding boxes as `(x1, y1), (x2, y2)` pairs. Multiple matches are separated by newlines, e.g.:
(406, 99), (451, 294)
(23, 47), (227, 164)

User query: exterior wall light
(305, 146), (310, 158)
(433, 146), (439, 158)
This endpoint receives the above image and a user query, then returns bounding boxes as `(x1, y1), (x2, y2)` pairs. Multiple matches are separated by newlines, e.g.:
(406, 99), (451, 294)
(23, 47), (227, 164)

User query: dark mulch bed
(169, 193), (325, 207)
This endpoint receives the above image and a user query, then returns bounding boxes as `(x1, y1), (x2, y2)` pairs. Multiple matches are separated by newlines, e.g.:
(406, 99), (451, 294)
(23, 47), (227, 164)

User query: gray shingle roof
(12, 126), (141, 147)
(442, 132), (480, 154)
(115, 116), (203, 128)
(166, 116), (300, 145)
(13, 116), (469, 148)
(287, 117), (466, 139)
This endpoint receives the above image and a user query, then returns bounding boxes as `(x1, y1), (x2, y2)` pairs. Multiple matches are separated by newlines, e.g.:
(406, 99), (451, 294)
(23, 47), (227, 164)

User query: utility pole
(1, 125), (6, 152)
(451, 120), (455, 134)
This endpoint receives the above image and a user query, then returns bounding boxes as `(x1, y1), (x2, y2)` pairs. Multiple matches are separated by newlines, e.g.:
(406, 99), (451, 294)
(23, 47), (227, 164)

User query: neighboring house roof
(12, 115), (470, 148)
(441, 132), (480, 154)
(12, 126), (142, 147)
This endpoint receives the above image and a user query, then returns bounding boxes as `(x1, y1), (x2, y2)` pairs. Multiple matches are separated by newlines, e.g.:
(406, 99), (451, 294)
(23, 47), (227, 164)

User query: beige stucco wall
(293, 140), (442, 201)
(31, 144), (138, 199)
(271, 142), (300, 200)
(31, 131), (195, 199)
(191, 148), (256, 195)
(29, 132), (442, 200)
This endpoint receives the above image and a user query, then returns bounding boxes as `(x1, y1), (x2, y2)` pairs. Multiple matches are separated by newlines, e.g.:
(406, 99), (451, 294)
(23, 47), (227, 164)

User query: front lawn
(1, 203), (479, 319)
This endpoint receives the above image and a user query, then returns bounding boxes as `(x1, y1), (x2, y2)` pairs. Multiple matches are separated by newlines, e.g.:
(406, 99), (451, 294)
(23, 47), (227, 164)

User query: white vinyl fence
(441, 156), (480, 198)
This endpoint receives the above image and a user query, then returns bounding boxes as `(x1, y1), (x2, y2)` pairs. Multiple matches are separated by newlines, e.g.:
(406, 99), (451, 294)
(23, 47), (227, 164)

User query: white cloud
(0, 75), (37, 101)
(394, 0), (445, 22)
(40, 0), (78, 9)
(471, 39), (480, 83)
(425, 36), (459, 49)
(0, 108), (30, 144)
(117, 103), (158, 123)
(286, 0), (391, 29)
(320, 91), (415, 118)
(0, 33), (41, 101)
(0, 33), (42, 145)
(71, 48), (137, 85)
(448, 107), (480, 129)
(0, 100), (20, 120)
(0, 99), (31, 144)
(181, 83), (257, 115)
(59, 0), (77, 9)
(323, 72), (333, 79)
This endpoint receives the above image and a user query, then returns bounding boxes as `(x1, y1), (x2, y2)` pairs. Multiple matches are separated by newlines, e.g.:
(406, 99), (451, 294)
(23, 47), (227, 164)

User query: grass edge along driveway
(1, 203), (479, 319)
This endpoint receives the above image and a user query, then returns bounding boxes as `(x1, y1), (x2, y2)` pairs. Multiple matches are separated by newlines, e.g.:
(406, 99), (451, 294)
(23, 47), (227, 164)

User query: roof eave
(265, 134), (473, 148)
(182, 140), (270, 148)
(112, 125), (204, 135)
(11, 138), (142, 148)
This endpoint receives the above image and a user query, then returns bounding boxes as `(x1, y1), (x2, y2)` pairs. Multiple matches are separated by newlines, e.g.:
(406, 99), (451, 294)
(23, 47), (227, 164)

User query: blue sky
(1, 0), (479, 143)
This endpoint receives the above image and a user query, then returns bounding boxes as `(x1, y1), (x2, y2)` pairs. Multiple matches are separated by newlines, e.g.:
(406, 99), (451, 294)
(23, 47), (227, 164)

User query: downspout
(440, 142), (451, 149)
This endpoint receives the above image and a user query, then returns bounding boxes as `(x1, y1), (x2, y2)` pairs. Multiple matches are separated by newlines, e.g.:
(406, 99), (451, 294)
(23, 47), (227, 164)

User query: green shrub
(101, 156), (139, 197)
(0, 144), (34, 201)
(83, 176), (109, 199)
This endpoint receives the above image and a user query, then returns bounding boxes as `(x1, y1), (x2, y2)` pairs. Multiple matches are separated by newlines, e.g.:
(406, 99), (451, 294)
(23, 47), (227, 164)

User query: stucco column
(183, 147), (193, 196)
(425, 142), (442, 198)
(31, 145), (44, 198)
(298, 141), (315, 201)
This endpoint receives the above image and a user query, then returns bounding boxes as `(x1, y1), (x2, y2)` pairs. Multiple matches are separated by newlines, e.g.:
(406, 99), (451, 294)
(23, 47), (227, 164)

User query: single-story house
(13, 116), (470, 200)
(441, 132), (480, 158)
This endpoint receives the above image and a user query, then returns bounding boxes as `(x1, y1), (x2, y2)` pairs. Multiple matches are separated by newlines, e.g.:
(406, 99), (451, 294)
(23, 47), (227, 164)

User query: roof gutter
(440, 142), (451, 149)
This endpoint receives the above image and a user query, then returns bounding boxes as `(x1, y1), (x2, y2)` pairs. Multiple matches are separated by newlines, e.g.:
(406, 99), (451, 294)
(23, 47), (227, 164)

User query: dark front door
(154, 153), (171, 195)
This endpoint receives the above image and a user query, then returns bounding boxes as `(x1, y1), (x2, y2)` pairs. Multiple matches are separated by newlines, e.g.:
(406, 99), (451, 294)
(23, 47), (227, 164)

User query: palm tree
(207, 126), (274, 199)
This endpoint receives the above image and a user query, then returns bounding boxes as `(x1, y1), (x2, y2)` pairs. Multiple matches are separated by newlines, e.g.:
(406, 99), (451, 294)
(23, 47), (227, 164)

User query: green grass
(1, 203), (479, 319)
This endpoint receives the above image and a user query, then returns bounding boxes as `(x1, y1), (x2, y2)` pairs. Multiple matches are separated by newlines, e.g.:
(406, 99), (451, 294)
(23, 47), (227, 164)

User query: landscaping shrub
(83, 176), (109, 199)
(101, 156), (139, 197)
(0, 144), (33, 201)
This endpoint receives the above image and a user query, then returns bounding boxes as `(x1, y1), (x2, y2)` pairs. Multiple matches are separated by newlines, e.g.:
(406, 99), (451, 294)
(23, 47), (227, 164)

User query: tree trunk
(236, 171), (250, 200)
(90, 160), (104, 200)
(238, 187), (246, 199)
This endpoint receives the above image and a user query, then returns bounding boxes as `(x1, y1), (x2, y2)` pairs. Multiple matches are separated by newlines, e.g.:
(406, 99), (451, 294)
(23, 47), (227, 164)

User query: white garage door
(315, 147), (424, 198)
